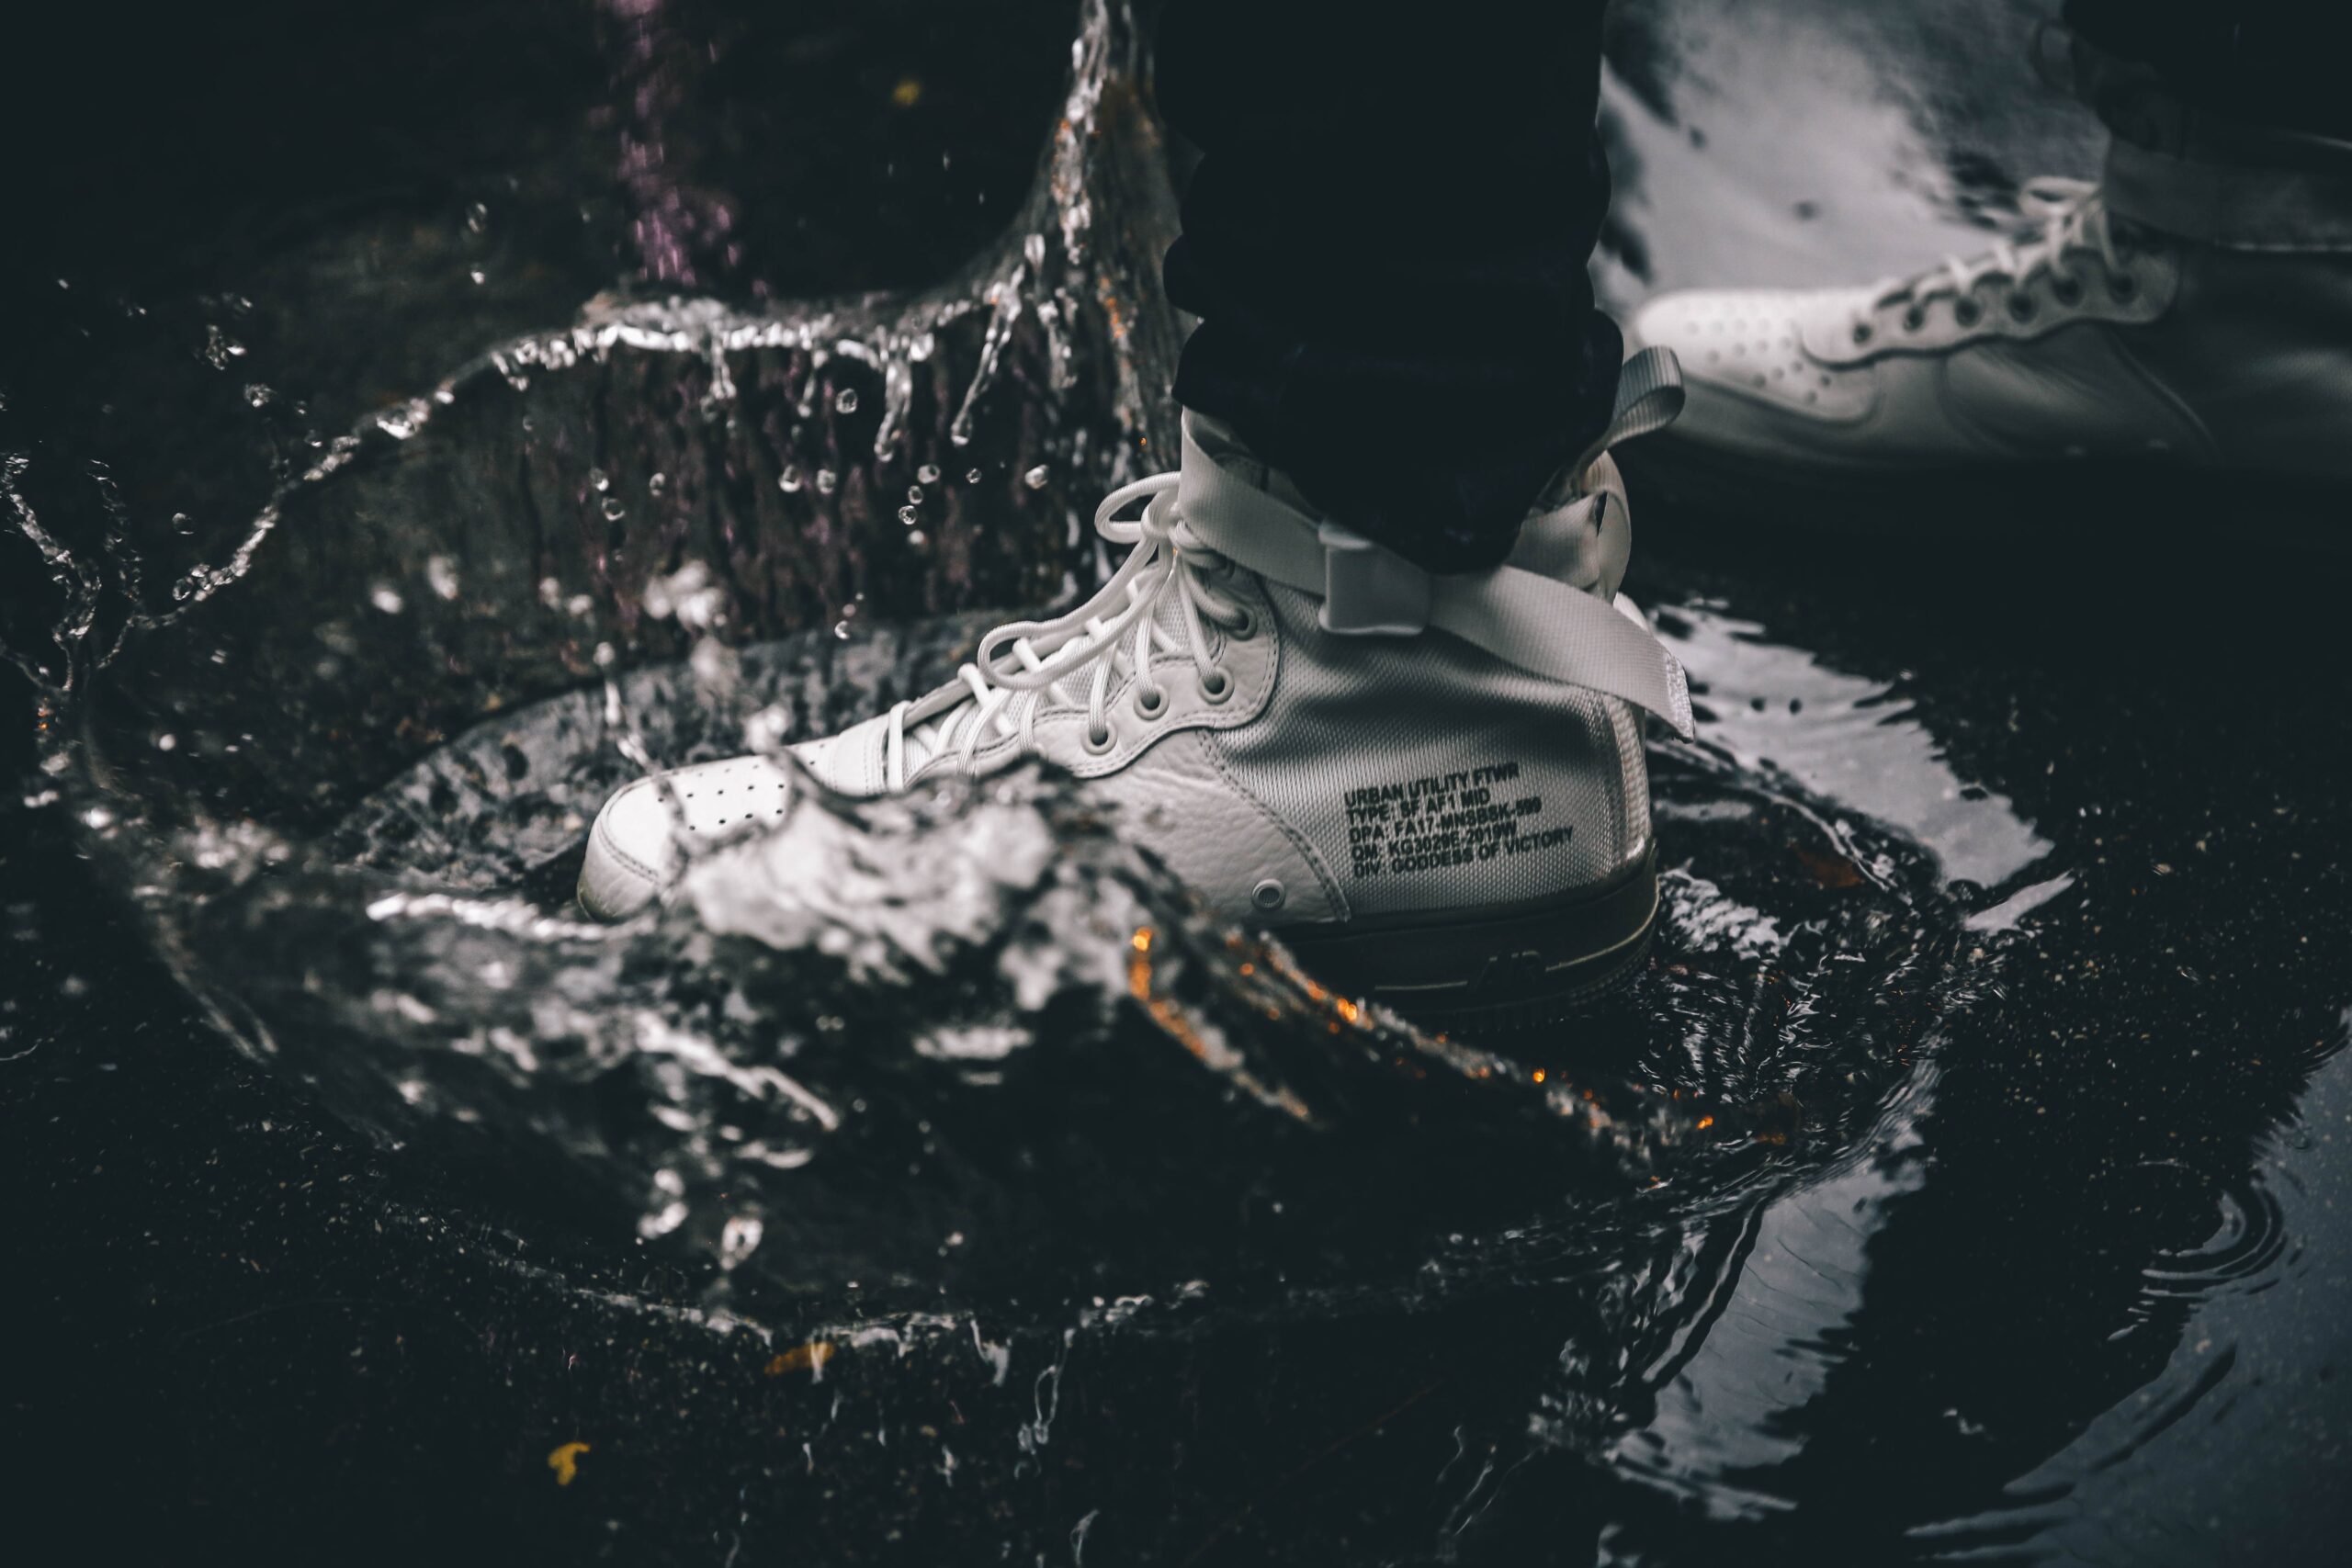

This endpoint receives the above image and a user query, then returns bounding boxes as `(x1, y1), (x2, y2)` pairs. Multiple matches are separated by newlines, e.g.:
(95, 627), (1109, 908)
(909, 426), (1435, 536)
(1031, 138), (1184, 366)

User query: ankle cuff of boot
(2105, 126), (2352, 253)
(2052, 26), (2352, 252)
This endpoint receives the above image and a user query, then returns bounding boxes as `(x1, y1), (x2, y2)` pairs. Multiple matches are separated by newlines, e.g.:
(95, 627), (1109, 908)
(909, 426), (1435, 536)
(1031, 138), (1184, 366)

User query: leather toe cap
(577, 778), (681, 921)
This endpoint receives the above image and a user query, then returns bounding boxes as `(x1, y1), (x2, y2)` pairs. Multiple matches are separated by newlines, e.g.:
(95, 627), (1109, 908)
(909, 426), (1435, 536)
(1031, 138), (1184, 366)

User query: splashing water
(0, 8), (2067, 1557)
(0, 0), (2011, 1307)
(12, 5), (2349, 1560)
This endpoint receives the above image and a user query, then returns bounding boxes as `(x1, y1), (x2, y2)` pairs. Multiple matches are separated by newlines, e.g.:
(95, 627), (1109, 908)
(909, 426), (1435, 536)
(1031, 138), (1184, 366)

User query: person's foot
(579, 354), (1695, 1028)
(1624, 174), (2352, 507)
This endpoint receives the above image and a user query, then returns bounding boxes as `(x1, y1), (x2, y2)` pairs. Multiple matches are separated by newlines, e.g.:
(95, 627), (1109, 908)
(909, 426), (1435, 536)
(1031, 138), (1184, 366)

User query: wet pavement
(4, 1), (2348, 1562)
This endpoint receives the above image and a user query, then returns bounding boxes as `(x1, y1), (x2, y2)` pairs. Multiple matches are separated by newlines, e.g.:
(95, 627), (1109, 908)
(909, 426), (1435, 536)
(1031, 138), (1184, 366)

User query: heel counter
(1610, 696), (1654, 870)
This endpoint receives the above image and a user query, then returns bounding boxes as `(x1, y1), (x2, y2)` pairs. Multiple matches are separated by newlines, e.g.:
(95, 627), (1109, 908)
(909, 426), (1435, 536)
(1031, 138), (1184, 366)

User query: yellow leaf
(547, 1441), (590, 1486)
(764, 1341), (836, 1378)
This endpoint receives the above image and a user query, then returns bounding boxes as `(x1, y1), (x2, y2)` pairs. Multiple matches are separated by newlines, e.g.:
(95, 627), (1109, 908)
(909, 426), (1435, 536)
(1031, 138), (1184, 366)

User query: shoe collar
(1174, 349), (1695, 738)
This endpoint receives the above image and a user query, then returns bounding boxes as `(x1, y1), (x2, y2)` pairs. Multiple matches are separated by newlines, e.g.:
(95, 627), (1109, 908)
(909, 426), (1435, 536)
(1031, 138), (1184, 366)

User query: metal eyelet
(1133, 683), (1167, 718)
(2109, 271), (2139, 301)
(2052, 274), (2084, 306)
(1850, 321), (1874, 345)
(1199, 668), (1234, 704)
(2007, 292), (2037, 322)
(1953, 298), (1983, 327)
(1082, 723), (1115, 754)
(1224, 605), (1257, 641)
(1901, 305), (1927, 332)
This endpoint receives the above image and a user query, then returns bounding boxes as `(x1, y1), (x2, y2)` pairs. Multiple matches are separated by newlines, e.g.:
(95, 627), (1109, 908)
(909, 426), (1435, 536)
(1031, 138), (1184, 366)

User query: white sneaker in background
(1626, 160), (2352, 503)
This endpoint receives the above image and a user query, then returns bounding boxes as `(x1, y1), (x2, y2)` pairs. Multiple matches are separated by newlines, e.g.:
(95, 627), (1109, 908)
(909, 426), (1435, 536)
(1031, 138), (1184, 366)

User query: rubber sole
(1281, 847), (1659, 1034)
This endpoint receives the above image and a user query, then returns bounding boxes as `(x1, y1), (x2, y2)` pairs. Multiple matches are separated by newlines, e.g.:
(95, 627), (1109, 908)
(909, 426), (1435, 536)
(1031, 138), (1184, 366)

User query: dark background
(6, 2), (2351, 1563)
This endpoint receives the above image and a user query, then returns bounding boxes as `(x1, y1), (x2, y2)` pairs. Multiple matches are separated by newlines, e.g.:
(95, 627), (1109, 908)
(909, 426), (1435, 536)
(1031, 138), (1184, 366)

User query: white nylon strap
(1175, 350), (1695, 738)
(1580, 344), (1688, 468)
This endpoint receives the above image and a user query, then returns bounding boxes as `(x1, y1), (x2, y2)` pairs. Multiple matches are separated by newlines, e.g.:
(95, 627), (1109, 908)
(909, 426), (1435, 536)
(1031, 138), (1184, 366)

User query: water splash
(2, 0), (2006, 1316)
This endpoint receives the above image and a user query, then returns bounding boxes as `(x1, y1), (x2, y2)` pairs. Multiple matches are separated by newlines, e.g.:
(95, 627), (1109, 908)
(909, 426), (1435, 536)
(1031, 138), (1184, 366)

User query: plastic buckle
(1317, 525), (1430, 637)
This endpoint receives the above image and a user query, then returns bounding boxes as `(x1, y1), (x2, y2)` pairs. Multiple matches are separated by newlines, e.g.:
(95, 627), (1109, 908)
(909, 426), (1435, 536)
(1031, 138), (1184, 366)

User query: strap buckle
(1317, 524), (1431, 637)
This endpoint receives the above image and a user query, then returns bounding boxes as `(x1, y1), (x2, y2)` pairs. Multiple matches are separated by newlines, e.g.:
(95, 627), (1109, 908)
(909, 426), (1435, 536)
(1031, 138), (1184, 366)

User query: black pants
(1155, 0), (2341, 575)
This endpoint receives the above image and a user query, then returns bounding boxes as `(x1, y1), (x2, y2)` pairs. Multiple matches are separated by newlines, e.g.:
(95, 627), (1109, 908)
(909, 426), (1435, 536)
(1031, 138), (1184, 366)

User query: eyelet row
(1084, 665), (1236, 753)
(1872, 268), (2141, 342)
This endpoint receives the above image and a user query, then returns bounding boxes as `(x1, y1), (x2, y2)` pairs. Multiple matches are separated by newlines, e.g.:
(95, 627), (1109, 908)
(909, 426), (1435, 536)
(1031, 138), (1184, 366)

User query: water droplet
(831, 621), (852, 640)
(589, 468), (610, 492)
(815, 468), (839, 495)
(907, 529), (927, 546)
(906, 485), (924, 504)
(170, 512), (194, 536)
(648, 471), (667, 495)
(917, 464), (942, 485)
(1023, 465), (1050, 491)
(834, 388), (860, 415)
(645, 562), (722, 631)
(602, 497), (627, 521)
(155, 734), (177, 752)
(469, 268), (486, 286)
(244, 384), (272, 408)
(425, 555), (460, 601)
(369, 583), (406, 615)
(778, 465), (803, 493)
(967, 468), (984, 484)
(466, 201), (489, 232)
(719, 1215), (764, 1269)
(744, 705), (794, 750)
(898, 506), (918, 525)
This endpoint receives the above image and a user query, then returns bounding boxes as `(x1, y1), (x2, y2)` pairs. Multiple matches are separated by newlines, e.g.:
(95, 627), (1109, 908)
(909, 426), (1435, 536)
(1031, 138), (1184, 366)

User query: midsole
(1279, 846), (1660, 1001)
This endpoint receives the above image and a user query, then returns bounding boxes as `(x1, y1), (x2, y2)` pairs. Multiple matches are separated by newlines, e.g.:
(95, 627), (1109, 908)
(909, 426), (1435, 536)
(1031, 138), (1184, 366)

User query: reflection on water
(2, 0), (2346, 1562)
(1662, 600), (2052, 891)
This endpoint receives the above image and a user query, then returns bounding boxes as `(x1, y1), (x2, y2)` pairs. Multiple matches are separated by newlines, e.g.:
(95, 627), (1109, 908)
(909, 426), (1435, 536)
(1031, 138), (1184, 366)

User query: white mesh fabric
(1209, 582), (1644, 920)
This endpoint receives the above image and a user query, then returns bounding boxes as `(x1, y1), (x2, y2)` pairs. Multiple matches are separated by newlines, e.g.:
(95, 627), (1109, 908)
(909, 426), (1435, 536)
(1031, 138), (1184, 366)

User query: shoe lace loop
(1872, 177), (2123, 314)
(880, 472), (1249, 789)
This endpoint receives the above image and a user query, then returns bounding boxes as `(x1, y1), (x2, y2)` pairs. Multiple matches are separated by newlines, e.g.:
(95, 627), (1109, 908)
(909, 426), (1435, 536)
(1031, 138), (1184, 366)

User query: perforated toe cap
(1628, 287), (1879, 423)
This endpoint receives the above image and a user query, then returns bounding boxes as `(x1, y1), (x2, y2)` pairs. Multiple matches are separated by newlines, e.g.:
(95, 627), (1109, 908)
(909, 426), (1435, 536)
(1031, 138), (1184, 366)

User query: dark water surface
(4, 2), (2347, 1562)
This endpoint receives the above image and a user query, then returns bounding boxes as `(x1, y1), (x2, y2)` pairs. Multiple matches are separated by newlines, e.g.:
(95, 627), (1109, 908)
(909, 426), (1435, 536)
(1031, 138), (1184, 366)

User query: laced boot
(580, 353), (1695, 1027)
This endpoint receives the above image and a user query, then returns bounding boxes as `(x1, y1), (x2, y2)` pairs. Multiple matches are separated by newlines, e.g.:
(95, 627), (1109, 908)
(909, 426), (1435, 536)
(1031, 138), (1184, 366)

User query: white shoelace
(1873, 177), (2126, 312)
(879, 472), (1251, 790)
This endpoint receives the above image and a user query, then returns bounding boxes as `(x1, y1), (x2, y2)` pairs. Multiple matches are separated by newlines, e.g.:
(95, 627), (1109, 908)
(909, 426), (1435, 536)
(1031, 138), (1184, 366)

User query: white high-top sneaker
(1625, 140), (2352, 508)
(579, 351), (1696, 1028)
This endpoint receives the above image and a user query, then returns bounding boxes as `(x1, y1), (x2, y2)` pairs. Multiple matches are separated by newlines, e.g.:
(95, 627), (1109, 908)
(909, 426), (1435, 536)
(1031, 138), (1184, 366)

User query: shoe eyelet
(1199, 668), (1234, 704)
(2052, 274), (2084, 306)
(1953, 298), (1983, 327)
(1850, 321), (1874, 345)
(1133, 683), (1168, 718)
(2007, 292), (2037, 322)
(1225, 605), (1257, 641)
(1901, 305), (1927, 332)
(1082, 723), (1115, 755)
(2109, 271), (2139, 301)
